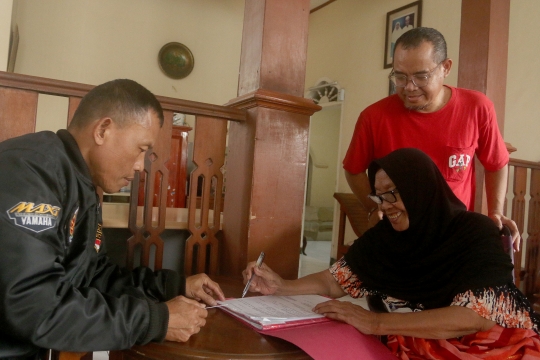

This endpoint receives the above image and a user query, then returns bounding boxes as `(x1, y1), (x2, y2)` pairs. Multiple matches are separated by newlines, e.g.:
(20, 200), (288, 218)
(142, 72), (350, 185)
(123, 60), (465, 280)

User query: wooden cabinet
(138, 125), (192, 208)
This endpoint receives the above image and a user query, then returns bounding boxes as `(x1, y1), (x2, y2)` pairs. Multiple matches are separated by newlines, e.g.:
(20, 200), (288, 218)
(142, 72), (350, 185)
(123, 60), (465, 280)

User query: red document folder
(218, 295), (396, 360)
(260, 320), (396, 360)
(220, 308), (395, 360)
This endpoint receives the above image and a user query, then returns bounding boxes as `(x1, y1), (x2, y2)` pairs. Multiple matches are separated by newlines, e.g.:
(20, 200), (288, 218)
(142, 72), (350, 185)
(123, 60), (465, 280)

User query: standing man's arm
(344, 170), (381, 226)
(484, 165), (520, 250)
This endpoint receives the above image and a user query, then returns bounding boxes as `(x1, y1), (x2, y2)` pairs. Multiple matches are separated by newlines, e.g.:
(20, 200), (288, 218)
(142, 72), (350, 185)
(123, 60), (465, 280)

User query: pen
(242, 251), (265, 298)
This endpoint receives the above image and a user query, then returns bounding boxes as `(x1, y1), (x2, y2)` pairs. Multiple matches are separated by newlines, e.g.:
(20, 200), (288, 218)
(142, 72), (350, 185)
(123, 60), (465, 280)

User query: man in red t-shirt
(343, 27), (519, 247)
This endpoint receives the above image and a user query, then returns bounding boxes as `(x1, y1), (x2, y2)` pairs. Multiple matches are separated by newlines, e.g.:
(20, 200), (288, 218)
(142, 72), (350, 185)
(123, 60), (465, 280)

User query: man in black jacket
(0, 79), (225, 358)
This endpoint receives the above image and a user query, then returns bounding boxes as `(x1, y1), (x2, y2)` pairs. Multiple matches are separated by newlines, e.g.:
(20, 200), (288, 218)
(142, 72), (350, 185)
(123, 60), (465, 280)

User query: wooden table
(109, 277), (310, 360)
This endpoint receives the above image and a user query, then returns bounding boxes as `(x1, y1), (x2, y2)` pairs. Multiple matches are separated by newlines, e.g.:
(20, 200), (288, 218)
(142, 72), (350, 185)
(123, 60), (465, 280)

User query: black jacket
(0, 130), (184, 358)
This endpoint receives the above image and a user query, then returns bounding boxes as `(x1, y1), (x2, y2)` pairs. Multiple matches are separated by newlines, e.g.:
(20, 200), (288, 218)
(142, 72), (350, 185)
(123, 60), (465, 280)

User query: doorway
(299, 103), (342, 277)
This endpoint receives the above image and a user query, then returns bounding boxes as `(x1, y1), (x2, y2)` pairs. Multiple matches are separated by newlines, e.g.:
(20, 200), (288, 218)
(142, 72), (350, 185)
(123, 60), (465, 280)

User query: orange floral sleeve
(329, 257), (366, 299)
(452, 285), (539, 333)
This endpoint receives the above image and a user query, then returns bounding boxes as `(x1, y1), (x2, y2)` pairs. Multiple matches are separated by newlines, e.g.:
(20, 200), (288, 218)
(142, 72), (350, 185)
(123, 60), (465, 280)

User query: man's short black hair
(393, 27), (447, 64)
(69, 79), (164, 129)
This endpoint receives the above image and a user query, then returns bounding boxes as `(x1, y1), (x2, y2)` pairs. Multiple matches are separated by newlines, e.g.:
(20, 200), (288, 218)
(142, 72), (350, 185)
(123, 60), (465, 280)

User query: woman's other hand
(313, 300), (378, 335)
(314, 300), (497, 339)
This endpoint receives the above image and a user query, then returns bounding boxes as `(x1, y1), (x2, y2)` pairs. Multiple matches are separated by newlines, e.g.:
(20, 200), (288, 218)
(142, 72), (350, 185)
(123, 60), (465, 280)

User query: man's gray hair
(394, 27), (447, 63)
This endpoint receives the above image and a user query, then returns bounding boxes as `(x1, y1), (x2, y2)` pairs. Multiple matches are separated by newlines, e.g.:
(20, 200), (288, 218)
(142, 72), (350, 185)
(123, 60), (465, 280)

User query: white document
(217, 294), (329, 327)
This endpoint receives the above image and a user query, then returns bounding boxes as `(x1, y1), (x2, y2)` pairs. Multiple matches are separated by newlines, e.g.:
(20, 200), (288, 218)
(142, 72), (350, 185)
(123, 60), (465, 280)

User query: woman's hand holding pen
(242, 262), (284, 295)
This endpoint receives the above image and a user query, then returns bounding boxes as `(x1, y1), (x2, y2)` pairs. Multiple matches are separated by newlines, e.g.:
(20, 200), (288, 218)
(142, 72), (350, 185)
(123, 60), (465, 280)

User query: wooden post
(457, 0), (510, 214)
(222, 0), (320, 279)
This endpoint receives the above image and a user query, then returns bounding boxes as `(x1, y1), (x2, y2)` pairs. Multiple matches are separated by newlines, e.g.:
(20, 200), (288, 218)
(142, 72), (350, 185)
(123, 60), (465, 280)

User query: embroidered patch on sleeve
(94, 223), (103, 252)
(7, 202), (61, 233)
(68, 207), (79, 244)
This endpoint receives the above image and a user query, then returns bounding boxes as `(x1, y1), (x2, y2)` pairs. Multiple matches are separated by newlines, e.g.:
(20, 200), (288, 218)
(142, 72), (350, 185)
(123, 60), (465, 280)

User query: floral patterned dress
(330, 258), (540, 359)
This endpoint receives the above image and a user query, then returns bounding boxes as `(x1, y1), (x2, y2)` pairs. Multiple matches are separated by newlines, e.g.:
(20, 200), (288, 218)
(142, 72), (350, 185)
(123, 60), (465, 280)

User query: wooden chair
(333, 193), (371, 260)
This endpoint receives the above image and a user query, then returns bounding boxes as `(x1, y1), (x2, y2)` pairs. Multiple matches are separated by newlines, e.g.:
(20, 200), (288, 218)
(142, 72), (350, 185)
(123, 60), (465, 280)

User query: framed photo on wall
(384, 1), (422, 69)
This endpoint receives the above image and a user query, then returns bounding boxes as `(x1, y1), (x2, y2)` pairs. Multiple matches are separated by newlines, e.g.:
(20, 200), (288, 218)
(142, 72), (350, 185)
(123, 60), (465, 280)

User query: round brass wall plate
(158, 42), (194, 79)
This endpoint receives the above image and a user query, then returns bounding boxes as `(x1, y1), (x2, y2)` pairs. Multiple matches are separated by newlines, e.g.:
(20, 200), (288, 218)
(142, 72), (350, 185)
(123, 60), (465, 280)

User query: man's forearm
(344, 170), (377, 211)
(484, 165), (508, 217)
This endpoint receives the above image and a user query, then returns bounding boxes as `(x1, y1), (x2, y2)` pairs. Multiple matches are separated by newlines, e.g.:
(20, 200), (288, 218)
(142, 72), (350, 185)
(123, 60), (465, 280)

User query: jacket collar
(56, 129), (94, 186)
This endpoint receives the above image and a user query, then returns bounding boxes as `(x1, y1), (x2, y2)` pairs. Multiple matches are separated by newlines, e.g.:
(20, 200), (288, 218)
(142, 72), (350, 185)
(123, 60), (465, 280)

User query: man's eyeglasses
(368, 189), (399, 204)
(388, 60), (445, 88)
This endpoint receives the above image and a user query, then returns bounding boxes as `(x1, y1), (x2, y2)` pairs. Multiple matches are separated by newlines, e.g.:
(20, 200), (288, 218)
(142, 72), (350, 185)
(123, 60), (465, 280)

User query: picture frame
(384, 1), (422, 69)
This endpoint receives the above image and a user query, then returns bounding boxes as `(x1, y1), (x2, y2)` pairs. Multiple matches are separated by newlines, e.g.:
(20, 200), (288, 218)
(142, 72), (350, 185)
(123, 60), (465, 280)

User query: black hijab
(344, 148), (513, 309)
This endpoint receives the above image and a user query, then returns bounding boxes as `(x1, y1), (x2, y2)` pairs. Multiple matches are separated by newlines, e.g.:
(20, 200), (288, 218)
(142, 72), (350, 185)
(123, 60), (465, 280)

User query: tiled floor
(299, 240), (332, 277)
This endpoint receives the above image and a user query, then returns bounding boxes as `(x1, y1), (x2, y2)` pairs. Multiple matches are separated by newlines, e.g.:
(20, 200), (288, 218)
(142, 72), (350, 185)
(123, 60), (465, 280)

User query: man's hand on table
(165, 274), (225, 342)
(185, 273), (226, 306)
(165, 296), (208, 342)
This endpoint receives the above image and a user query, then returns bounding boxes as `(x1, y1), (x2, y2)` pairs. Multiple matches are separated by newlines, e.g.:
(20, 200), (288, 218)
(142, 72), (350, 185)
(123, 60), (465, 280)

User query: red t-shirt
(343, 86), (509, 210)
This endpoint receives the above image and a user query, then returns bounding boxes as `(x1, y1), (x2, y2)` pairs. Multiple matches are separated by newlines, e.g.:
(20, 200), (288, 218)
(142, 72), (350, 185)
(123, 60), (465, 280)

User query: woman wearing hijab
(242, 148), (540, 359)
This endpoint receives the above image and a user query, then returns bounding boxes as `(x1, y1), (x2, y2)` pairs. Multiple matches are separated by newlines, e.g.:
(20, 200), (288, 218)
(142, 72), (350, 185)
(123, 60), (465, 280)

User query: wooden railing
(0, 71), (247, 278)
(126, 90), (245, 277)
(506, 157), (540, 300)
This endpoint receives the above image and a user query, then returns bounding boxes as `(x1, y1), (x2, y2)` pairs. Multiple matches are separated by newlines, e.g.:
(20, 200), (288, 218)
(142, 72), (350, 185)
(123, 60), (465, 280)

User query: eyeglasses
(388, 61), (445, 88)
(368, 189), (399, 204)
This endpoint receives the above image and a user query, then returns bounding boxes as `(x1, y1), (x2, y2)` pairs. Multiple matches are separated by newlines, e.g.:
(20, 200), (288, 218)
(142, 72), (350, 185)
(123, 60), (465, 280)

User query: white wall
(12, 0), (244, 106)
(308, 104), (341, 208)
(506, 1), (540, 162)
(0, 0), (13, 70)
